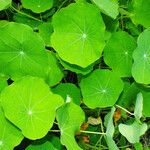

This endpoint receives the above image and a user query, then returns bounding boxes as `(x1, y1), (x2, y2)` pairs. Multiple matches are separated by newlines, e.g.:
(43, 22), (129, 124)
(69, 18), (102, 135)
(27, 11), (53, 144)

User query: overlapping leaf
(56, 102), (85, 150)
(0, 107), (24, 150)
(92, 0), (119, 19)
(80, 69), (124, 108)
(131, 0), (150, 28)
(0, 22), (49, 79)
(21, 0), (53, 13)
(1, 76), (64, 140)
(51, 2), (105, 68)
(0, 0), (11, 11)
(52, 83), (81, 105)
(104, 31), (136, 77)
(132, 28), (150, 84)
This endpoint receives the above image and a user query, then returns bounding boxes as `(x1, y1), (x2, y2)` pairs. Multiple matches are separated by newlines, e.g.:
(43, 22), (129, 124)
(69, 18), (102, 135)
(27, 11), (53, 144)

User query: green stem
(115, 104), (134, 116)
(10, 6), (42, 22)
(50, 129), (106, 135)
(80, 130), (106, 135)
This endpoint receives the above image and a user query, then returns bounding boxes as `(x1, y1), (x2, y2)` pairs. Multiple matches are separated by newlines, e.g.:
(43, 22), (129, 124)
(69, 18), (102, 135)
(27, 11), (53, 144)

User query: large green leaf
(52, 83), (81, 105)
(0, 107), (24, 150)
(92, 0), (119, 19)
(80, 69), (124, 108)
(0, 79), (7, 93)
(104, 31), (136, 77)
(0, 22), (49, 79)
(131, 0), (150, 28)
(132, 28), (150, 84)
(21, 0), (53, 13)
(119, 121), (147, 143)
(1, 76), (64, 140)
(46, 51), (64, 87)
(0, 0), (11, 11)
(56, 102), (85, 150)
(51, 2), (105, 68)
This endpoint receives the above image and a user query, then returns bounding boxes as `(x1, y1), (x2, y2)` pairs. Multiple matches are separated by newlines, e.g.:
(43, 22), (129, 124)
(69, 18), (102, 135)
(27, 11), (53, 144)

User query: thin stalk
(11, 6), (42, 22)
(115, 104), (134, 116)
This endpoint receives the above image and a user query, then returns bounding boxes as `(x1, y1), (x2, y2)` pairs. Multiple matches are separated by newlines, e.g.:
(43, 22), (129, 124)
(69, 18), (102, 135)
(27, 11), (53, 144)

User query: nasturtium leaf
(56, 102), (85, 150)
(134, 93), (143, 120)
(21, 0), (53, 13)
(0, 79), (7, 93)
(92, 0), (119, 19)
(0, 22), (49, 79)
(104, 31), (136, 77)
(38, 23), (53, 47)
(132, 28), (150, 84)
(131, 0), (150, 28)
(0, 107), (24, 150)
(49, 136), (62, 150)
(0, 0), (11, 11)
(26, 141), (55, 150)
(52, 83), (81, 105)
(13, 13), (42, 29)
(140, 90), (150, 117)
(119, 121), (147, 143)
(46, 51), (64, 87)
(80, 69), (124, 108)
(59, 58), (93, 75)
(105, 107), (119, 150)
(51, 2), (105, 68)
(1, 76), (64, 140)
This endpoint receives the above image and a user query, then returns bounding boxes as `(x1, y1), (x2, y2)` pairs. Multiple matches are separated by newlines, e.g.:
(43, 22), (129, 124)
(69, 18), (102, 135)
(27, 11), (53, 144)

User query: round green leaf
(1, 76), (64, 140)
(0, 22), (49, 79)
(131, 0), (150, 28)
(52, 83), (81, 105)
(92, 0), (119, 19)
(132, 28), (150, 84)
(51, 2), (105, 68)
(0, 107), (24, 150)
(0, 0), (11, 11)
(80, 69), (124, 108)
(56, 102), (85, 150)
(104, 31), (136, 77)
(46, 51), (64, 87)
(21, 0), (53, 13)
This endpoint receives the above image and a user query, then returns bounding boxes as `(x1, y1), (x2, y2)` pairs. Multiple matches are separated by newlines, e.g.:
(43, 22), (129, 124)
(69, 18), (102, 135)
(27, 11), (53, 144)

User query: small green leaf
(104, 31), (136, 77)
(52, 83), (81, 105)
(80, 69), (124, 108)
(1, 76), (64, 140)
(134, 93), (143, 120)
(51, 2), (105, 68)
(132, 28), (150, 84)
(119, 121), (147, 143)
(56, 102), (85, 150)
(0, 106), (24, 150)
(0, 22), (49, 79)
(0, 0), (11, 11)
(21, 0), (53, 13)
(92, 0), (119, 19)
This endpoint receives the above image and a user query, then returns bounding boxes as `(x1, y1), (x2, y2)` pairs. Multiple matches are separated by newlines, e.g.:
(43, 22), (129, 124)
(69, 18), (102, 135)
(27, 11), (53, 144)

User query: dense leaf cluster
(0, 0), (150, 149)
